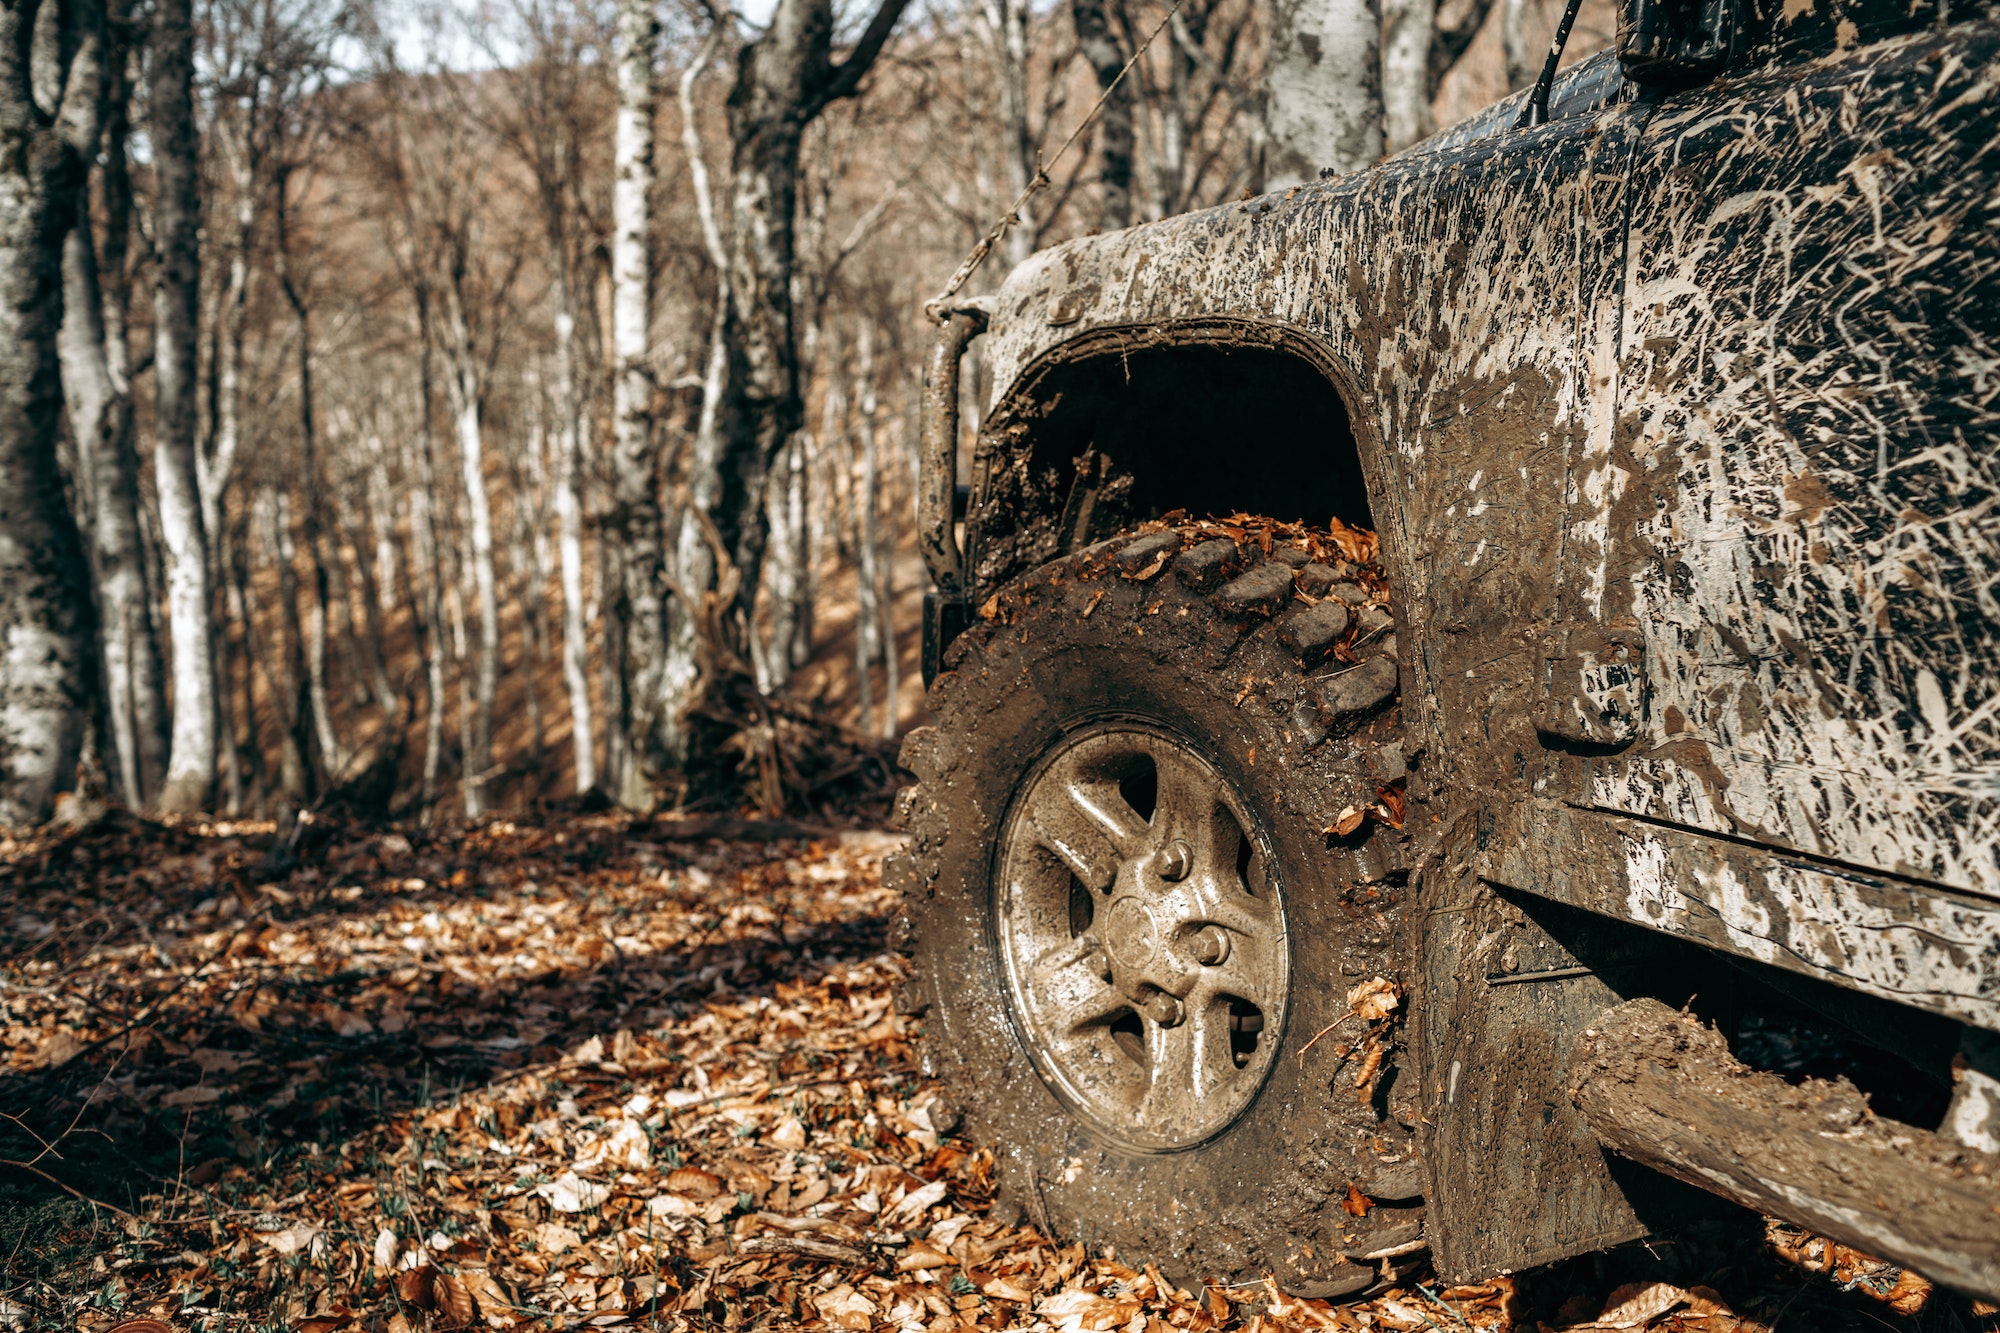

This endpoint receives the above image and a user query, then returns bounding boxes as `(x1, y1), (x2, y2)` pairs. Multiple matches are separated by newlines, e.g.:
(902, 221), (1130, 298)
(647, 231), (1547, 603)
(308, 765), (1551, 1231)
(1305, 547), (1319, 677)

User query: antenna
(1518, 0), (1589, 127)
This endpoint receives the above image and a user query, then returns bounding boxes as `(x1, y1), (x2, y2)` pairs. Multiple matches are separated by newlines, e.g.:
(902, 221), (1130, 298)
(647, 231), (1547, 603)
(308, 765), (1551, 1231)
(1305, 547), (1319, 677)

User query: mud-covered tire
(887, 523), (1424, 1295)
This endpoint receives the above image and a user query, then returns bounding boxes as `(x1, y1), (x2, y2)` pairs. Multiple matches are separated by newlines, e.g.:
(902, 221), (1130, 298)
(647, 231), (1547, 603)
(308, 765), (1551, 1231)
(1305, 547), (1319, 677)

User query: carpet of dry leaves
(0, 811), (1991, 1333)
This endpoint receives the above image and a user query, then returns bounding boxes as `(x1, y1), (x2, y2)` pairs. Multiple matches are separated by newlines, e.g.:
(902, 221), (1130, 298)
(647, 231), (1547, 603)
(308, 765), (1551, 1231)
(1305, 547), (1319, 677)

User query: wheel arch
(964, 318), (1391, 596)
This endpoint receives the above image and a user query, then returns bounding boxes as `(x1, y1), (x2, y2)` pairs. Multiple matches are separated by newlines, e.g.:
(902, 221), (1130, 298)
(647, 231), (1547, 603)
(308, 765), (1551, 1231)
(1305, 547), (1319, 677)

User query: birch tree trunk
(609, 0), (668, 810)
(1072, 0), (1134, 230)
(58, 60), (168, 812)
(664, 28), (728, 761)
(978, 0), (1038, 267)
(0, 0), (104, 826)
(1381, 0), (1436, 152)
(757, 431), (811, 692)
(552, 332), (595, 795)
(404, 345), (449, 814)
(549, 242), (595, 796)
(150, 0), (215, 813)
(203, 128), (255, 547)
(441, 305), (498, 817)
(219, 511), (262, 809)
(512, 389), (551, 768)
(1263, 0), (1383, 188)
(1503, 0), (1535, 90)
(853, 320), (897, 737)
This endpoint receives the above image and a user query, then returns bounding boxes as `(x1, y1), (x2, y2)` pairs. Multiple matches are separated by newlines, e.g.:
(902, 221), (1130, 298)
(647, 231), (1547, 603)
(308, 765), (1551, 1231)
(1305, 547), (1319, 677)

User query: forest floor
(0, 810), (1990, 1333)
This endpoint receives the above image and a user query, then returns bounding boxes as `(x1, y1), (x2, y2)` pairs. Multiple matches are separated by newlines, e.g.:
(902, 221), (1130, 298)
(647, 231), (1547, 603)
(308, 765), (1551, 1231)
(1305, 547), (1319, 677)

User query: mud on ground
(0, 812), (1986, 1332)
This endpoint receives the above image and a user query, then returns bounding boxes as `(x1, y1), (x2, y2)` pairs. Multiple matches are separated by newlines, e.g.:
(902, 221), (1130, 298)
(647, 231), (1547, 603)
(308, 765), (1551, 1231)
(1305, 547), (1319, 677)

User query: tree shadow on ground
(0, 808), (904, 1317)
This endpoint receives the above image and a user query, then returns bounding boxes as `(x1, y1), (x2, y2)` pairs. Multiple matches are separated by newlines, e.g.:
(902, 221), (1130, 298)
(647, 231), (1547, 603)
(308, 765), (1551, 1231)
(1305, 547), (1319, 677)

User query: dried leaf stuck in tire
(1348, 976), (1400, 1022)
(1327, 805), (1368, 836)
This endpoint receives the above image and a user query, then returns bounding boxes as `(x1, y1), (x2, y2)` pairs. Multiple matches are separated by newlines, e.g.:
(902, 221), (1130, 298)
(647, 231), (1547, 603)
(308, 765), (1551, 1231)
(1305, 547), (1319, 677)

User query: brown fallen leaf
(1578, 1280), (1691, 1328)
(1346, 977), (1400, 1022)
(434, 1271), (476, 1327)
(1353, 1035), (1386, 1095)
(458, 1269), (519, 1328)
(983, 1276), (1034, 1302)
(666, 1165), (723, 1199)
(895, 1244), (956, 1272)
(813, 1284), (878, 1330)
(1325, 516), (1380, 565)
(396, 1263), (438, 1308)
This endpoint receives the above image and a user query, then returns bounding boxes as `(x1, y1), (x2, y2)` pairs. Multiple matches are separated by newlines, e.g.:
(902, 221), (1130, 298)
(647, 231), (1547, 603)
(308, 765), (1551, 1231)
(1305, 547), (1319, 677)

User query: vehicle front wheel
(889, 520), (1424, 1295)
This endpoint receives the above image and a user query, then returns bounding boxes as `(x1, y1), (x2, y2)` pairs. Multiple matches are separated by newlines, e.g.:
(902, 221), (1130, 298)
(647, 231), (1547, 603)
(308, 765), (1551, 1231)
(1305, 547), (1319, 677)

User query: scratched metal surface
(962, 13), (2000, 931)
(1590, 27), (2000, 897)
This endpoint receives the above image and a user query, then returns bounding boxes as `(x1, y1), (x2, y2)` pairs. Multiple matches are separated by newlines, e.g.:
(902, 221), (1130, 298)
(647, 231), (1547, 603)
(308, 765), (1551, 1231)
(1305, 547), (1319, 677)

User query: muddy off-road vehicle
(886, 0), (2000, 1303)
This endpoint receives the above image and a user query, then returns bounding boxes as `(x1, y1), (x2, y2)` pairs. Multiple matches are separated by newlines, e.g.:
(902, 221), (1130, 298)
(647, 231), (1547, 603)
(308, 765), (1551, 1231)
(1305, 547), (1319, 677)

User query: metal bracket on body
(920, 303), (990, 684)
(1539, 622), (1646, 750)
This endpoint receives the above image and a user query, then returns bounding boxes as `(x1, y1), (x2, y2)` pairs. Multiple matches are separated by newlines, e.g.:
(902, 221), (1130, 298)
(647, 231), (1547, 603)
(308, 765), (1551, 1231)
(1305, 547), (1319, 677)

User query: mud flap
(1419, 859), (1722, 1282)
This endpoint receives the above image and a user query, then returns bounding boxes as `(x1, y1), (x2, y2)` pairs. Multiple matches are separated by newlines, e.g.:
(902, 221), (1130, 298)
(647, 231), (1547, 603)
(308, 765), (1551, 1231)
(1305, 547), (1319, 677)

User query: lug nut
(1159, 840), (1193, 881)
(1141, 990), (1183, 1027)
(1188, 925), (1231, 966)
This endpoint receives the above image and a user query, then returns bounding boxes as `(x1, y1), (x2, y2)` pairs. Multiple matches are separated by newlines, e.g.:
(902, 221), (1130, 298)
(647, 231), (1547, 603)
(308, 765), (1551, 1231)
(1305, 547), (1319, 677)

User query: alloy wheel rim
(995, 725), (1290, 1151)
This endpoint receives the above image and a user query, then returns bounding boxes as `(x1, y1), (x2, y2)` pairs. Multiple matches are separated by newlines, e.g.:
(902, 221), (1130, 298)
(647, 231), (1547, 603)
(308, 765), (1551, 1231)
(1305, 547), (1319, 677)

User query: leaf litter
(0, 812), (1988, 1332)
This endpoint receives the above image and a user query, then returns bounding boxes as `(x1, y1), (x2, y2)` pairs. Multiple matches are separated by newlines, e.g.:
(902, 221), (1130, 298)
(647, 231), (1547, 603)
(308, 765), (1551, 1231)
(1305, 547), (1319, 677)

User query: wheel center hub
(1102, 894), (1163, 976)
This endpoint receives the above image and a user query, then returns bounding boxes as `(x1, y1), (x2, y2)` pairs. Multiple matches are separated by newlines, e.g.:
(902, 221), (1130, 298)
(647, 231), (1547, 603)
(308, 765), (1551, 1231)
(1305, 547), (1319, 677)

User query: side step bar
(1570, 999), (2000, 1299)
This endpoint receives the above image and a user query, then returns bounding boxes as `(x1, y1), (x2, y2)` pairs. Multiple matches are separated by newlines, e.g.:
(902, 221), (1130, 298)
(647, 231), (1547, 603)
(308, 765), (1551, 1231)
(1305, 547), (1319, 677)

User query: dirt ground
(0, 811), (1991, 1332)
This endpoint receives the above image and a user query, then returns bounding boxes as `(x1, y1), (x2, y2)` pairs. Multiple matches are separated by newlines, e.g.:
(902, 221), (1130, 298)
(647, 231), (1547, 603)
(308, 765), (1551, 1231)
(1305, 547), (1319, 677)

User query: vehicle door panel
(1570, 27), (2000, 909)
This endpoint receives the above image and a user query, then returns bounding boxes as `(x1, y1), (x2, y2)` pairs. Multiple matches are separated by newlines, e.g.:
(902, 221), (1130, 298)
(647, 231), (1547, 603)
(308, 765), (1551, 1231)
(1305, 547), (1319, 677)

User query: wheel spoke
(1136, 998), (1236, 1132)
(1190, 924), (1282, 1015)
(1149, 748), (1235, 873)
(1158, 880), (1282, 958)
(1048, 979), (1131, 1038)
(1029, 938), (1125, 1034)
(1028, 759), (1152, 890)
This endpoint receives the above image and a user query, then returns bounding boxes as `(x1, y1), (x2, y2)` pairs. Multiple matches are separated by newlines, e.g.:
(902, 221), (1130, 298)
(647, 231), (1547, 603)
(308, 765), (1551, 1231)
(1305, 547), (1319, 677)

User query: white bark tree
(440, 259), (505, 815)
(1263, 0), (1382, 187)
(0, 0), (106, 826)
(150, 0), (217, 813)
(1381, 0), (1435, 151)
(608, 0), (669, 810)
(1503, 0), (1536, 90)
(1072, 0), (1133, 229)
(58, 11), (170, 811)
(488, 0), (605, 797)
(1382, 0), (1502, 151)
